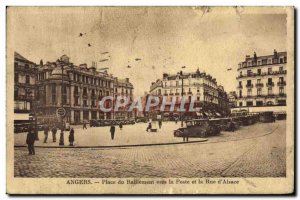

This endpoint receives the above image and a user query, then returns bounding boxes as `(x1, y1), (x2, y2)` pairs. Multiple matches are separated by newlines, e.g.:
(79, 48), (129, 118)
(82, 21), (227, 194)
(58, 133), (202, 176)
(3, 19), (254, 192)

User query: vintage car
(135, 117), (148, 123)
(275, 112), (286, 120)
(174, 119), (220, 138)
(259, 111), (275, 123)
(89, 119), (98, 127)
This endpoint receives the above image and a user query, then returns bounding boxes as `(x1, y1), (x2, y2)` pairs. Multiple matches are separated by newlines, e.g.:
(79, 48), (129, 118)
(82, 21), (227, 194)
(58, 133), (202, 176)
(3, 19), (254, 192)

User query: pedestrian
(26, 125), (36, 155)
(69, 128), (75, 146)
(51, 125), (57, 142)
(43, 124), (49, 143)
(146, 122), (152, 132)
(175, 118), (178, 124)
(158, 120), (162, 129)
(183, 129), (189, 142)
(83, 121), (87, 130)
(228, 120), (235, 132)
(110, 125), (115, 140)
(119, 123), (123, 130)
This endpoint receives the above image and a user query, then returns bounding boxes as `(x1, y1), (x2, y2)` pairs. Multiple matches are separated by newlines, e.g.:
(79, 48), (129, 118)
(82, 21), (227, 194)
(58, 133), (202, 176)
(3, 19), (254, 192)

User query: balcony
(255, 83), (264, 88)
(246, 84), (253, 88)
(175, 93), (180, 95)
(82, 94), (88, 98)
(14, 95), (35, 101)
(169, 93), (174, 96)
(237, 85), (243, 89)
(266, 82), (274, 87)
(277, 81), (286, 86)
(91, 94), (97, 99)
(236, 70), (287, 79)
(187, 92), (193, 95)
(73, 92), (79, 97)
(278, 93), (287, 97)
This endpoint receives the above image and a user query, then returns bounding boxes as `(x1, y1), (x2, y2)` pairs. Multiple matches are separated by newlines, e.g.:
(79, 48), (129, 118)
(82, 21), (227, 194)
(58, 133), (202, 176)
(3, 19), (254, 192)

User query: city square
(7, 6), (293, 195)
(14, 120), (286, 178)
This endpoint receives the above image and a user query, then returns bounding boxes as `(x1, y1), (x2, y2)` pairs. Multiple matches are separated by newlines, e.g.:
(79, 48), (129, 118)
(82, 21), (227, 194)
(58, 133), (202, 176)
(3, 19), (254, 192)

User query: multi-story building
(149, 69), (229, 119)
(14, 52), (38, 121)
(233, 50), (287, 113)
(228, 91), (237, 109)
(113, 77), (134, 119)
(32, 55), (133, 124)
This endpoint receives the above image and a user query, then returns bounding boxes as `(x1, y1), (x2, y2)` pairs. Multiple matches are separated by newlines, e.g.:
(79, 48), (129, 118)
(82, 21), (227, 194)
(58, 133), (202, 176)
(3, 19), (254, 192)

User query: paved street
(14, 121), (286, 178)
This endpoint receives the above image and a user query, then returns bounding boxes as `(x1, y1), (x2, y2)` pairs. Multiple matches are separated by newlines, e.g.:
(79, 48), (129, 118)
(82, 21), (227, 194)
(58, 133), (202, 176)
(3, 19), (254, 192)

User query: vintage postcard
(6, 6), (294, 194)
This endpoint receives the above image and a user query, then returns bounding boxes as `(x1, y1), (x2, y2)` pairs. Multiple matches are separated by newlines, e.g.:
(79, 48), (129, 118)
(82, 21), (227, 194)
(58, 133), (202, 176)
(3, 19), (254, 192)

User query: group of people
(26, 124), (75, 155)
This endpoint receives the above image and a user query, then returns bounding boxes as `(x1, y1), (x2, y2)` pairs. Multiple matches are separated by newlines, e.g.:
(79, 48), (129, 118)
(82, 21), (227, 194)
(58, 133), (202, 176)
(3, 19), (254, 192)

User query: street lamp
(180, 71), (184, 127)
(59, 62), (65, 146)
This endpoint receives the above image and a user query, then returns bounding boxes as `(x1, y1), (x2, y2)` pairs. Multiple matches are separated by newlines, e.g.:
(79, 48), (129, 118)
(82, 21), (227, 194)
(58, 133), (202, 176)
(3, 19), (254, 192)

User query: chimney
(274, 49), (278, 58)
(125, 78), (129, 83)
(254, 52), (257, 60)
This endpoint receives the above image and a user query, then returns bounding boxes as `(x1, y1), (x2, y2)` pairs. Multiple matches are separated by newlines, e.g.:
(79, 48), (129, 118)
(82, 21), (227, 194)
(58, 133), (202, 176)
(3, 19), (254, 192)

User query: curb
(14, 139), (208, 149)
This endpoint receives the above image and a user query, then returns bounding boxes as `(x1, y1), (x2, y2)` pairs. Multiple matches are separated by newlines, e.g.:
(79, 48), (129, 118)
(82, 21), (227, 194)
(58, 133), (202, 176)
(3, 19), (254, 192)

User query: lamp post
(180, 71), (184, 127)
(59, 62), (65, 146)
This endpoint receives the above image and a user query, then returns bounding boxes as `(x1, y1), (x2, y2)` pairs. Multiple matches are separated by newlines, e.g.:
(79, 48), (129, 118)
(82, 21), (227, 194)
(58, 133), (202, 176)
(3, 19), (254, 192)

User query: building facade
(14, 54), (134, 125)
(14, 52), (38, 121)
(113, 78), (134, 119)
(233, 50), (287, 113)
(149, 69), (229, 119)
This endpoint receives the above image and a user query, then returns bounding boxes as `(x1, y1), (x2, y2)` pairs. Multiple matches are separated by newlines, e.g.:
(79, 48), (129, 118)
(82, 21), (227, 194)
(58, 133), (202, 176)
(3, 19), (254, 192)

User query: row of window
(163, 79), (217, 88)
(238, 87), (285, 97)
(239, 57), (286, 68)
(72, 73), (113, 88)
(238, 100), (286, 107)
(239, 66), (285, 77)
(238, 77), (285, 87)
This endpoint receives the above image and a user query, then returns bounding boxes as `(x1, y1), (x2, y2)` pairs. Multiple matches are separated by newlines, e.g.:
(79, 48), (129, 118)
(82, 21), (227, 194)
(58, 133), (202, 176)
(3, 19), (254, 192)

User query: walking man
(158, 120), (162, 129)
(26, 125), (36, 155)
(43, 124), (49, 143)
(69, 128), (75, 146)
(83, 121), (87, 130)
(51, 125), (57, 142)
(110, 125), (116, 140)
(119, 123), (123, 130)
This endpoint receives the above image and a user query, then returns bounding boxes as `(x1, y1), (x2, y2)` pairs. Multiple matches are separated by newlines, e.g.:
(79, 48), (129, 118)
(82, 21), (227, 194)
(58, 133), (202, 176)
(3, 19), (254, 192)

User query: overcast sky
(8, 7), (287, 95)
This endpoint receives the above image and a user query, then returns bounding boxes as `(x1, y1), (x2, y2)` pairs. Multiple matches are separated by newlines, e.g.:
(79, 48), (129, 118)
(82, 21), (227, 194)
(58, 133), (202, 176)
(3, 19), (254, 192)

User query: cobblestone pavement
(14, 121), (286, 178)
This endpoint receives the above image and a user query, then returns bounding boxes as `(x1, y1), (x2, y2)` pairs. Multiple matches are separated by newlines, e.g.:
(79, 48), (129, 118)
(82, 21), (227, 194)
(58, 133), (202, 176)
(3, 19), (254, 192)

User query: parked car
(135, 117), (148, 123)
(90, 119), (99, 127)
(275, 112), (286, 120)
(259, 111), (275, 123)
(174, 119), (220, 138)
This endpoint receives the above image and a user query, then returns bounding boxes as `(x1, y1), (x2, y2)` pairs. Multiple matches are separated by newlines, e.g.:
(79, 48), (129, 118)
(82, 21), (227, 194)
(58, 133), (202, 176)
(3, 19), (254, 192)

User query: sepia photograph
(6, 6), (294, 194)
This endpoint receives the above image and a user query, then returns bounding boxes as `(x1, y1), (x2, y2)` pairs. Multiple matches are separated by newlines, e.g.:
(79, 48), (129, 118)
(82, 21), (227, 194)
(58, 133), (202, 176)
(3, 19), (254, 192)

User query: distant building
(228, 91), (237, 108)
(14, 52), (37, 121)
(14, 53), (134, 125)
(233, 50), (287, 113)
(113, 77), (134, 119)
(149, 69), (230, 119)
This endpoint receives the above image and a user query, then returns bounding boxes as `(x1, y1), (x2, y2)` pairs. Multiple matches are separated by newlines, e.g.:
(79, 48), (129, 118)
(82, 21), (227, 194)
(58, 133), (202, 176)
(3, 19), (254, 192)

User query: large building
(149, 69), (229, 119)
(14, 52), (38, 121)
(14, 53), (134, 125)
(113, 77), (134, 119)
(233, 50), (287, 113)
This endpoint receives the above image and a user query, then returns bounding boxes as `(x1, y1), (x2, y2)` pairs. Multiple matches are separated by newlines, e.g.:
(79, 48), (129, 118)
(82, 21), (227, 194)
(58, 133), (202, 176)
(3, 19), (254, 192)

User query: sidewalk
(14, 122), (206, 147)
(14, 120), (284, 148)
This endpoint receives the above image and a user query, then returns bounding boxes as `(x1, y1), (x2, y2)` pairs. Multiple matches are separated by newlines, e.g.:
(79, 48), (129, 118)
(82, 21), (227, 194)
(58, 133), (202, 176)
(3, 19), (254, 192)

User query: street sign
(56, 108), (66, 117)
